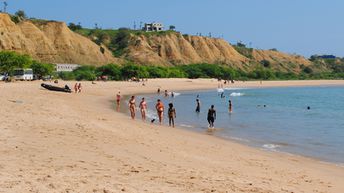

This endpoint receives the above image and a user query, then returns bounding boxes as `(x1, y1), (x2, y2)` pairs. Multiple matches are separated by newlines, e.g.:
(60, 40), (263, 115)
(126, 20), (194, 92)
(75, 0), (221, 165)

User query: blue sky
(6, 0), (344, 57)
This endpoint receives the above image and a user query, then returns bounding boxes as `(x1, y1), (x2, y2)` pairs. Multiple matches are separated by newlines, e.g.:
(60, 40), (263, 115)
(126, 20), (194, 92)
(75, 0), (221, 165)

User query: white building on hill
(143, 22), (164, 32)
(55, 64), (80, 72)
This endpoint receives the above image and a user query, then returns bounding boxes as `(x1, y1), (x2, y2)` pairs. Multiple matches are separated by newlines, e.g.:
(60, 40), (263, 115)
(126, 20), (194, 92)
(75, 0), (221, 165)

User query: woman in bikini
(128, 96), (136, 119)
(168, 103), (176, 127)
(139, 97), (147, 121)
(155, 99), (164, 125)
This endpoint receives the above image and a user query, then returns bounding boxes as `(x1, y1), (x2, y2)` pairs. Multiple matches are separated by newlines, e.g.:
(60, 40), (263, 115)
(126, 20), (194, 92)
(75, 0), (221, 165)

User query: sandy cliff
(126, 33), (248, 67)
(124, 32), (311, 72)
(0, 13), (312, 72)
(0, 13), (119, 65)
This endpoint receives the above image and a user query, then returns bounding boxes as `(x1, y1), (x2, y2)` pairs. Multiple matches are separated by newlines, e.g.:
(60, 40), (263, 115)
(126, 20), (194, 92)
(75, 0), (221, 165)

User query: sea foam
(230, 92), (245, 97)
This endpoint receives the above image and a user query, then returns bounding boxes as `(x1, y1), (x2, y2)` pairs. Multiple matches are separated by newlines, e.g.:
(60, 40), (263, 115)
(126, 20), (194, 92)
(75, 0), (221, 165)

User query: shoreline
(118, 82), (344, 166)
(1, 79), (344, 192)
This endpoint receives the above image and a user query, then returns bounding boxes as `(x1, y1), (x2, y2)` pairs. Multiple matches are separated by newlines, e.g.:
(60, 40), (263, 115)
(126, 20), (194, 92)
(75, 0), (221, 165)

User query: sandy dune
(0, 79), (344, 193)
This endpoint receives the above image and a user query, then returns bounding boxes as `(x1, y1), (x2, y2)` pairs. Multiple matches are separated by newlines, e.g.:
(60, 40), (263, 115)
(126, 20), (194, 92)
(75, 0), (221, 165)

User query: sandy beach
(1, 79), (344, 193)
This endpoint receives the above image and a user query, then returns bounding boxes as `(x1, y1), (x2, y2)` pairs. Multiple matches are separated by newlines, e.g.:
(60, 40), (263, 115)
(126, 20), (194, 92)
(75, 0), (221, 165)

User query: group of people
(127, 96), (177, 127)
(74, 83), (82, 93)
(195, 97), (232, 128)
(117, 88), (233, 129)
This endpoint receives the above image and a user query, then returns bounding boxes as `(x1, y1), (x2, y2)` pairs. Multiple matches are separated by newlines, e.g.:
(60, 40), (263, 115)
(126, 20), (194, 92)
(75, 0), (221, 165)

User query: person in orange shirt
(155, 99), (164, 125)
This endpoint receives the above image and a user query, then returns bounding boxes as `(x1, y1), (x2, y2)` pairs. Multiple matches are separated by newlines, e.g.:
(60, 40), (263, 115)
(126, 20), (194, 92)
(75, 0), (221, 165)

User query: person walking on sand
(207, 105), (216, 128)
(168, 103), (176, 127)
(128, 96), (136, 119)
(78, 83), (82, 93)
(155, 99), (164, 125)
(195, 98), (201, 113)
(139, 97), (147, 121)
(74, 83), (78, 93)
(229, 99), (233, 113)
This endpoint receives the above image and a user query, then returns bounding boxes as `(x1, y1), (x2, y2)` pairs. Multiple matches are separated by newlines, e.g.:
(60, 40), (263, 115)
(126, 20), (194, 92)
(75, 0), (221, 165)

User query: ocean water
(121, 86), (344, 164)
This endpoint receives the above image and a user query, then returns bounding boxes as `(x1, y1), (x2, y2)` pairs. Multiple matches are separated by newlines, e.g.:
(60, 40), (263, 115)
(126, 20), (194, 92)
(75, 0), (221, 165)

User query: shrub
(120, 63), (149, 79)
(260, 60), (271, 68)
(73, 66), (97, 81)
(31, 62), (55, 78)
(95, 63), (121, 80)
(303, 66), (313, 74)
(58, 72), (75, 80)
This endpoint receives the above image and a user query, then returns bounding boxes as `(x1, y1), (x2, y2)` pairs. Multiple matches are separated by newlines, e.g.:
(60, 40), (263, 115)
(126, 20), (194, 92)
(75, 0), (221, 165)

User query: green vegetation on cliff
(1, 51), (343, 81)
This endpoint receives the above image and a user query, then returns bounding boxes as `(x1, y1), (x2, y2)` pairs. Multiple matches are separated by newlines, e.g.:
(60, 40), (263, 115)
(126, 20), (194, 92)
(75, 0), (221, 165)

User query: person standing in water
(228, 100), (232, 113)
(139, 97), (147, 121)
(155, 99), (164, 125)
(128, 96), (136, 119)
(116, 91), (121, 106)
(195, 99), (201, 113)
(207, 105), (216, 128)
(164, 90), (169, 97)
(168, 103), (176, 127)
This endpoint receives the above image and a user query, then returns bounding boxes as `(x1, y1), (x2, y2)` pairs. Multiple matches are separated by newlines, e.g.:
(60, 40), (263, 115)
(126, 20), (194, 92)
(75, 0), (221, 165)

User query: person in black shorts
(195, 99), (201, 113)
(207, 105), (216, 128)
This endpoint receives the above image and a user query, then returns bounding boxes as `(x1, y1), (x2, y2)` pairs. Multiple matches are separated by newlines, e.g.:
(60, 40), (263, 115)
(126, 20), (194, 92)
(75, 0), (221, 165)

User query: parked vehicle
(0, 73), (9, 81)
(0, 73), (5, 81)
(13, 68), (33, 81)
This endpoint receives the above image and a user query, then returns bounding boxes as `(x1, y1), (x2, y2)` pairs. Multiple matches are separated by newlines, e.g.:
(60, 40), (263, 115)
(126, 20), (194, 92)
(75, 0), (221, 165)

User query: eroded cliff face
(124, 32), (311, 72)
(126, 33), (248, 68)
(0, 13), (119, 65)
(251, 49), (311, 72)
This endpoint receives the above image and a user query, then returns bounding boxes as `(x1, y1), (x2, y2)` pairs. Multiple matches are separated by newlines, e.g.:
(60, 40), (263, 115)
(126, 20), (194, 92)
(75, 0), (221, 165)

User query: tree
(96, 63), (121, 80)
(120, 63), (148, 79)
(169, 25), (176, 31)
(73, 66), (96, 81)
(236, 42), (246, 48)
(68, 22), (82, 31)
(15, 10), (27, 19)
(31, 62), (54, 78)
(0, 51), (32, 75)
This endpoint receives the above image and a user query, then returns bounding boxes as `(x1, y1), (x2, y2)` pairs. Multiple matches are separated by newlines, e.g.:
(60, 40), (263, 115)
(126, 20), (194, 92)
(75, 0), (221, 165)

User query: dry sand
(0, 79), (344, 193)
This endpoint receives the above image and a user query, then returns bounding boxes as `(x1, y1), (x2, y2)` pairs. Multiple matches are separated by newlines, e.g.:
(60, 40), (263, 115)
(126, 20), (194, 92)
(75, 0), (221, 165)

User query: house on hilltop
(143, 22), (164, 32)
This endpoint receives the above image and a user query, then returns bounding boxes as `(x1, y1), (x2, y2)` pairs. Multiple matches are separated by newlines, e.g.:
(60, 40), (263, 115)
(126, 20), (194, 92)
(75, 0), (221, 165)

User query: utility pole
(139, 21), (143, 30)
(3, 1), (8, 13)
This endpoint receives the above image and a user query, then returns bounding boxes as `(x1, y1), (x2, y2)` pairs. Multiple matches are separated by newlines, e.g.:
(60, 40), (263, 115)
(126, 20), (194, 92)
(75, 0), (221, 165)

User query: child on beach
(207, 105), (216, 128)
(168, 103), (176, 127)
(128, 96), (136, 119)
(155, 99), (164, 125)
(139, 97), (147, 121)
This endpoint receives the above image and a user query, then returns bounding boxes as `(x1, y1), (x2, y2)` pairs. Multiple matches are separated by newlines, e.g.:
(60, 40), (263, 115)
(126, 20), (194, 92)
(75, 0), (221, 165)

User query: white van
(13, 68), (34, 81)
